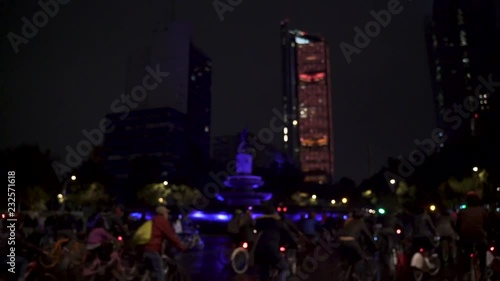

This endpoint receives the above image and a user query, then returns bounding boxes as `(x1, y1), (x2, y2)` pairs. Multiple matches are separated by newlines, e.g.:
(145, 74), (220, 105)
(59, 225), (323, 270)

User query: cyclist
(143, 206), (185, 281)
(337, 208), (377, 279)
(436, 208), (458, 257)
(240, 209), (255, 248)
(301, 212), (321, 244)
(411, 205), (438, 270)
(457, 192), (490, 281)
(227, 209), (243, 247)
(86, 218), (118, 261)
(254, 204), (296, 281)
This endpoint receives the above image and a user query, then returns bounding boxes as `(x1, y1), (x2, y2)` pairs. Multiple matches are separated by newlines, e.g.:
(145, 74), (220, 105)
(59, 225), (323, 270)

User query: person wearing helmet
(337, 209), (377, 273)
(457, 192), (489, 280)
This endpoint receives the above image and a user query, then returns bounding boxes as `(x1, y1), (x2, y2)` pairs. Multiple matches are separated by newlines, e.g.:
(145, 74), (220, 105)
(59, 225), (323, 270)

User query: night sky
(1, 0), (437, 183)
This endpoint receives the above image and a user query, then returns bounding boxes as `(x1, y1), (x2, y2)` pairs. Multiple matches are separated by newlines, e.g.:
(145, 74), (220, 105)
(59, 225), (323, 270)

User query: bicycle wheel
(231, 247), (249, 274)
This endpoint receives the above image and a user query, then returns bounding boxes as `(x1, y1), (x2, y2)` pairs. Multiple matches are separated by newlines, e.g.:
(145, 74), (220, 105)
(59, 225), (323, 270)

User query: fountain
(217, 130), (272, 206)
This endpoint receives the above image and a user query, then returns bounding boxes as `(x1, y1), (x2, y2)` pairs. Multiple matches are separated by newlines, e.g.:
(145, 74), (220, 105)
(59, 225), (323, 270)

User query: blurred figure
(337, 209), (377, 277)
(254, 204), (296, 281)
(240, 209), (255, 247)
(411, 206), (438, 251)
(86, 218), (117, 261)
(227, 209), (243, 247)
(143, 206), (185, 281)
(301, 212), (320, 243)
(436, 209), (458, 240)
(457, 192), (490, 281)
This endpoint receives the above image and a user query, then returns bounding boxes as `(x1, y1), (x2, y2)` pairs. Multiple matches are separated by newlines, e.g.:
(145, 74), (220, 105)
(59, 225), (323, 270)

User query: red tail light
(118, 236), (123, 241)
(470, 253), (474, 258)
(283, 207), (287, 212)
(280, 247), (285, 252)
(419, 248), (424, 253)
(243, 242), (248, 249)
(396, 229), (401, 235)
(277, 207), (282, 212)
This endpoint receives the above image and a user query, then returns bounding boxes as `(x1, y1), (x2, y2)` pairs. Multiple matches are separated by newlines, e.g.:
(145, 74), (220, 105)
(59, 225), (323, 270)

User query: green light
(378, 208), (386, 215)
(460, 204), (466, 210)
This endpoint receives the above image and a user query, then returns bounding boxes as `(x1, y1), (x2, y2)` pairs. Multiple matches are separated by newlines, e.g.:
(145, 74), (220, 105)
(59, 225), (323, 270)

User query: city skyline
(2, 0), (438, 183)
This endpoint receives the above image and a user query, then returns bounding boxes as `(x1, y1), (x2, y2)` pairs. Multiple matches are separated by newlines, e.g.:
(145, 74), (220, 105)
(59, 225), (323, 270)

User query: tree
(24, 186), (50, 211)
(1, 145), (60, 210)
(67, 182), (111, 211)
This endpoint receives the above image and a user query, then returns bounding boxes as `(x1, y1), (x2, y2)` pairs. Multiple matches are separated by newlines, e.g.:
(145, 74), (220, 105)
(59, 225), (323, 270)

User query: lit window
(284, 127), (288, 134)
(460, 30), (467, 46)
(204, 126), (209, 132)
(284, 135), (288, 142)
(462, 58), (469, 63)
(191, 75), (196, 81)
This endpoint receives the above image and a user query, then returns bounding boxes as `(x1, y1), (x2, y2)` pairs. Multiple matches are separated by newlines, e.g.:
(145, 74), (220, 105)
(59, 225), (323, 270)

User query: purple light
(216, 195), (224, 201)
(191, 211), (205, 218)
(263, 194), (273, 201)
(248, 206), (253, 210)
(129, 212), (142, 220)
(252, 184), (259, 188)
(343, 215), (348, 220)
(145, 214), (153, 220)
(217, 214), (229, 221)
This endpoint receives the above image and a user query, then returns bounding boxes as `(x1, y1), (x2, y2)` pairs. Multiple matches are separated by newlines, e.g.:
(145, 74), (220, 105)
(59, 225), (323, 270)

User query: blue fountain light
(129, 212), (143, 220)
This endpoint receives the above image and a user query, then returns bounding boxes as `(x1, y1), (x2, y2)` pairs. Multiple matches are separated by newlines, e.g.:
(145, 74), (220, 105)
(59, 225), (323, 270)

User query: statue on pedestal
(236, 129), (252, 175)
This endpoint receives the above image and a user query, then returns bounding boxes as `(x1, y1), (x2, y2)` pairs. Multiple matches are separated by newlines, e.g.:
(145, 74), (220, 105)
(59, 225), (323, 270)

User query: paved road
(176, 236), (467, 281)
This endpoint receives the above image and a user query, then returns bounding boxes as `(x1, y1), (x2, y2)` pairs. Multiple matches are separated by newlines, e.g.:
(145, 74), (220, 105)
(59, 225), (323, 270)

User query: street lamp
(341, 198), (348, 204)
(311, 194), (317, 200)
(163, 181), (169, 186)
(60, 174), (76, 211)
(473, 167), (479, 172)
(158, 198), (164, 204)
(389, 179), (396, 185)
(331, 199), (336, 205)
(430, 205), (436, 212)
(496, 187), (499, 192)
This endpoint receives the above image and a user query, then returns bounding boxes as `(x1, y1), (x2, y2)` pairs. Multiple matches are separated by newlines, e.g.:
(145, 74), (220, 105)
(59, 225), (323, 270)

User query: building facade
(426, 0), (498, 145)
(280, 20), (334, 184)
(103, 107), (186, 185)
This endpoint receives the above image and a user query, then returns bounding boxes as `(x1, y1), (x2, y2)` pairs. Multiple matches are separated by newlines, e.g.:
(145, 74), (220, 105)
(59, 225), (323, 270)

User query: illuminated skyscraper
(281, 20), (334, 184)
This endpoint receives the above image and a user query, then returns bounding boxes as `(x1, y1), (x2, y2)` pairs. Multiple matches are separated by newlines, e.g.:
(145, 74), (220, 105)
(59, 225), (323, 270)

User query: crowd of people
(0, 205), (187, 281)
(1, 191), (499, 281)
(225, 191), (499, 281)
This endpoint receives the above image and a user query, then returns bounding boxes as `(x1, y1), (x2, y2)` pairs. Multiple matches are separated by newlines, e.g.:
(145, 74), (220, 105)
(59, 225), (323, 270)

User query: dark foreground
(180, 236), (464, 281)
